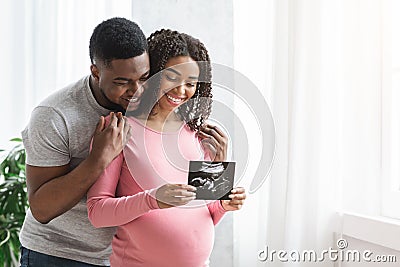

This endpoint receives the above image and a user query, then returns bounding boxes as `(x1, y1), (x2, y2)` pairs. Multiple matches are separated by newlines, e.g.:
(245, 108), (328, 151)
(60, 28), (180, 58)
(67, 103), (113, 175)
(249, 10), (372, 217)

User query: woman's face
(157, 56), (200, 113)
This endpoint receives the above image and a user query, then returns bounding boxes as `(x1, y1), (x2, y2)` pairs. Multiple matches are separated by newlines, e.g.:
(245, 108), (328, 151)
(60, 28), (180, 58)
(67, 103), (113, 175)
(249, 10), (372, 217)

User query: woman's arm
(206, 200), (227, 225)
(86, 152), (159, 228)
(207, 187), (247, 225)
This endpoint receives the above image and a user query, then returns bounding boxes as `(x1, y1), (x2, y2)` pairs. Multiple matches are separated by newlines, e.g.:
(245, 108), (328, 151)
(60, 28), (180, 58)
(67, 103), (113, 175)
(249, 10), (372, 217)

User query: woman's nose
(176, 83), (186, 94)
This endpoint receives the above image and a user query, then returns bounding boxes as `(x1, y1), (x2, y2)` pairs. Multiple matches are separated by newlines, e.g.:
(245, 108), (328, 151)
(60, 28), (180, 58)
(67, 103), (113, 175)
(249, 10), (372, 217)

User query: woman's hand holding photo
(155, 184), (197, 209)
(221, 187), (246, 211)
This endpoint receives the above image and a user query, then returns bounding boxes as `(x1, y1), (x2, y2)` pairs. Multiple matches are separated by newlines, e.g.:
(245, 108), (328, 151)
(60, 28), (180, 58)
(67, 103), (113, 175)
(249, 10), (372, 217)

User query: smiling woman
(157, 57), (199, 111)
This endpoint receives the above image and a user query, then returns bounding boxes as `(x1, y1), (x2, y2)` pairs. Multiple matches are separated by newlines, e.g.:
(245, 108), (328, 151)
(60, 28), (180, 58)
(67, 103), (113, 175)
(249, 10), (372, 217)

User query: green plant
(0, 138), (28, 267)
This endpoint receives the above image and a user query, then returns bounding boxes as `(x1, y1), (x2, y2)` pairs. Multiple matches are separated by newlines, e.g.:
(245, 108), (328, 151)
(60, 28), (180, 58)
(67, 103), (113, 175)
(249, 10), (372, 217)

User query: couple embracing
(20, 18), (246, 267)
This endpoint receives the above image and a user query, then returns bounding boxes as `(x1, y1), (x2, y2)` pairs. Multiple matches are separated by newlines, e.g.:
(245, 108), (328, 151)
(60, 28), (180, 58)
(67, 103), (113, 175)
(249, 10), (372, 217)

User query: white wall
(131, 0), (233, 67)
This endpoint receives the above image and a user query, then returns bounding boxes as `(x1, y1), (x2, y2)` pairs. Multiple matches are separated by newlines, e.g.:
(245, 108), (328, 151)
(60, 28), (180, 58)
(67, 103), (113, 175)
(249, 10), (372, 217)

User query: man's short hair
(89, 17), (148, 66)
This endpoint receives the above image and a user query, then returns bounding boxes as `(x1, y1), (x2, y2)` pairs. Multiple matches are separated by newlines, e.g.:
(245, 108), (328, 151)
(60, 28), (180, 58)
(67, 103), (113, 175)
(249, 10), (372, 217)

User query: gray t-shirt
(20, 76), (116, 265)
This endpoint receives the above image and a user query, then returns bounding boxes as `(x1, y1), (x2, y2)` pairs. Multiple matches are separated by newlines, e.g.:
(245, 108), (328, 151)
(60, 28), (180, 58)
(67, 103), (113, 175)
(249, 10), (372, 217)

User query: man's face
(91, 52), (150, 111)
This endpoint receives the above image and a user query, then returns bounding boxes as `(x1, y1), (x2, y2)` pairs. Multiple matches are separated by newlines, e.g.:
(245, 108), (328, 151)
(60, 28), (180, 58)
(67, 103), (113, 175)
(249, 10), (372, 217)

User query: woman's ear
(90, 64), (100, 81)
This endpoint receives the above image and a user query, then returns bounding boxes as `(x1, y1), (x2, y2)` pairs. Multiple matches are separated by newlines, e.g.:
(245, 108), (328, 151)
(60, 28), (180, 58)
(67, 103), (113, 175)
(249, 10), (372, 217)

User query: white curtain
(233, 0), (384, 266)
(0, 0), (132, 150)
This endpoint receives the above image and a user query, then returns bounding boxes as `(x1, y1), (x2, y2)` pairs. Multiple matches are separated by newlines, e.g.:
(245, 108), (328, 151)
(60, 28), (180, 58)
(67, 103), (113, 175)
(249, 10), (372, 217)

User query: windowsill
(340, 212), (400, 251)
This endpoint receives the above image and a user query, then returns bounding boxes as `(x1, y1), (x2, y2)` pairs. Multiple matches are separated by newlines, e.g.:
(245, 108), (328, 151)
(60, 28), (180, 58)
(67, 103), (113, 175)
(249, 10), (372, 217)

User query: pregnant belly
(114, 205), (215, 267)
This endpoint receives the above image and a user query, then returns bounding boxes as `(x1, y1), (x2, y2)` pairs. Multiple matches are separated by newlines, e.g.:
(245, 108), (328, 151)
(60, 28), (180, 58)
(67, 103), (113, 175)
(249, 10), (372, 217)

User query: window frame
(381, 0), (400, 219)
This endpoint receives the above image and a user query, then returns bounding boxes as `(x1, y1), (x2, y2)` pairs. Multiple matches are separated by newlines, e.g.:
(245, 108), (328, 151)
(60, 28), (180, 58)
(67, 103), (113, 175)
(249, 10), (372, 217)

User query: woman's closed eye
(165, 74), (179, 82)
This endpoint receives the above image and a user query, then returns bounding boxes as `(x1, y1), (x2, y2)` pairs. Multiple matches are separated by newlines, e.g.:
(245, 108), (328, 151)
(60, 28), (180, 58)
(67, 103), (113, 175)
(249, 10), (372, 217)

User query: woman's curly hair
(132, 29), (212, 132)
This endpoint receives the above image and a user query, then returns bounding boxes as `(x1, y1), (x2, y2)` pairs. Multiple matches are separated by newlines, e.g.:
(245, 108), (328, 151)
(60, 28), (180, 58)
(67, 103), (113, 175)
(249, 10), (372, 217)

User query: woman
(87, 29), (246, 267)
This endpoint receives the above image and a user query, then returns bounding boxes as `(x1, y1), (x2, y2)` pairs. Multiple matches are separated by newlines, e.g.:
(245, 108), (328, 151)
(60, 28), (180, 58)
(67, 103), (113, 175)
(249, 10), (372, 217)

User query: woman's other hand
(198, 123), (228, 162)
(221, 187), (246, 211)
(155, 184), (197, 209)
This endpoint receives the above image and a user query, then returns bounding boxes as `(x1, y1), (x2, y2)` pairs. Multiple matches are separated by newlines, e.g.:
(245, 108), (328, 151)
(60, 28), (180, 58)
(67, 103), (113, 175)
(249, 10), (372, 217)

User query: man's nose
(127, 81), (140, 95)
(134, 84), (145, 97)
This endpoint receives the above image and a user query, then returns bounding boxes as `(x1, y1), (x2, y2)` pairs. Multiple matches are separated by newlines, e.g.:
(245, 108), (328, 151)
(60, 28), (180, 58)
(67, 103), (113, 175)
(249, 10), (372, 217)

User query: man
(19, 17), (150, 266)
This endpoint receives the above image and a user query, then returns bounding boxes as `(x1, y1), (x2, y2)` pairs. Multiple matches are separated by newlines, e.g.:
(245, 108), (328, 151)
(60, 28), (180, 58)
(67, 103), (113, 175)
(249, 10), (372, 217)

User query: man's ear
(90, 64), (100, 81)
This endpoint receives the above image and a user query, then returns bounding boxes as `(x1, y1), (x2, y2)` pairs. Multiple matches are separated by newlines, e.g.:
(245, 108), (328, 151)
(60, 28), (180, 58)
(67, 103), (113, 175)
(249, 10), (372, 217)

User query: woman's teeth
(129, 97), (139, 103)
(166, 94), (184, 103)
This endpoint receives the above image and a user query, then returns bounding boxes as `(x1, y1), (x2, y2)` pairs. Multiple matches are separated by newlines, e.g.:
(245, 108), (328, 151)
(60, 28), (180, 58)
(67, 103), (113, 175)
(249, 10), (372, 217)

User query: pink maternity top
(87, 117), (227, 267)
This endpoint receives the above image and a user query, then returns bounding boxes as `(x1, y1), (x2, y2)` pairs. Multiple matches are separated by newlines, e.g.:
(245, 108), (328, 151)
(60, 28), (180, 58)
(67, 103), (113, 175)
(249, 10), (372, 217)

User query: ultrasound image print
(188, 161), (235, 200)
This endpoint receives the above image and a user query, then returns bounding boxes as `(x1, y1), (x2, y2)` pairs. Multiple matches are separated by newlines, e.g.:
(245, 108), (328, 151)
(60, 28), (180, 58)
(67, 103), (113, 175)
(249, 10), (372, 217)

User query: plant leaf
(0, 138), (27, 267)
(0, 229), (11, 246)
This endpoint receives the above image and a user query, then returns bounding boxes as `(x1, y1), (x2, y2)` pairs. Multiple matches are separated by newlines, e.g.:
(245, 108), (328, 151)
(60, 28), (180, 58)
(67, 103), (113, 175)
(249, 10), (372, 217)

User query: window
(381, 0), (400, 219)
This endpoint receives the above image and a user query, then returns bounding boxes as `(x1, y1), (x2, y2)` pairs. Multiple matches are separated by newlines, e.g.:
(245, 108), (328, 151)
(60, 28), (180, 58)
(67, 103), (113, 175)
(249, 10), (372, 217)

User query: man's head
(89, 17), (150, 112)
(89, 17), (147, 66)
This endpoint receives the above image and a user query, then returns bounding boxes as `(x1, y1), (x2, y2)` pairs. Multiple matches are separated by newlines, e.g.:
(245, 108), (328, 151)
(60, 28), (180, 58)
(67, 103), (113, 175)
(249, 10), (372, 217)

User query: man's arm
(27, 112), (131, 224)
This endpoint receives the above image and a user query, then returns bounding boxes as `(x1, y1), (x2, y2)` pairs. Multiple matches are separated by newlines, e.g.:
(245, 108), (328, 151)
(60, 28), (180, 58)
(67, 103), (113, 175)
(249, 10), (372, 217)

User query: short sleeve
(22, 106), (70, 167)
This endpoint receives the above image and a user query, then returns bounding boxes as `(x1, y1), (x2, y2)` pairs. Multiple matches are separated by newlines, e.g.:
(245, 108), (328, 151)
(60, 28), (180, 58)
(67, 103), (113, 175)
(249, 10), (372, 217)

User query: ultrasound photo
(188, 161), (235, 200)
